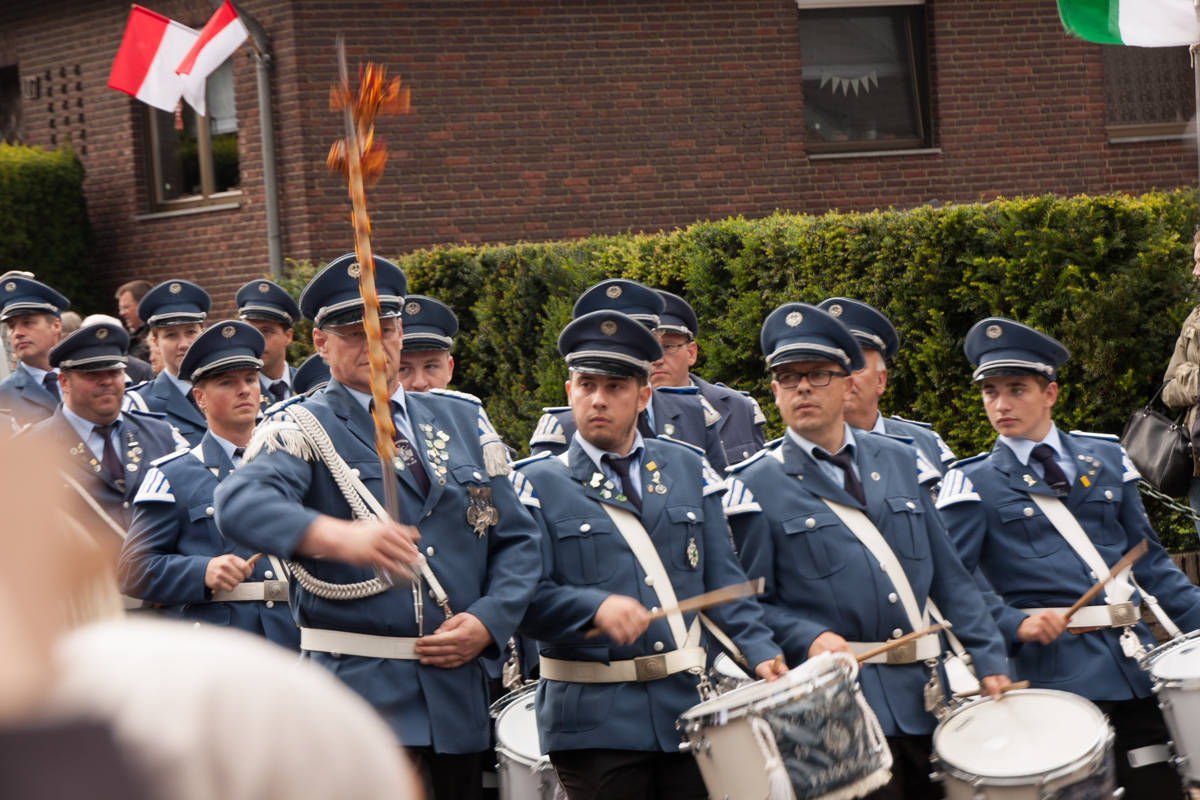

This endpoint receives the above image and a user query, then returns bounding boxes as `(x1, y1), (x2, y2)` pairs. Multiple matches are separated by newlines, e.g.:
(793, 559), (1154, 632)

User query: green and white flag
(1058, 0), (1199, 46)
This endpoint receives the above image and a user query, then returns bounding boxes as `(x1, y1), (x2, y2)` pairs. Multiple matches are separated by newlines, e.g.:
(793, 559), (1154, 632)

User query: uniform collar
(260, 369), (292, 391)
(575, 429), (647, 474)
(206, 430), (242, 466)
(163, 367), (192, 397)
(19, 361), (56, 385)
(870, 411), (886, 434)
(62, 402), (123, 443)
(785, 421), (857, 461)
(343, 381), (409, 420)
(999, 422), (1065, 467)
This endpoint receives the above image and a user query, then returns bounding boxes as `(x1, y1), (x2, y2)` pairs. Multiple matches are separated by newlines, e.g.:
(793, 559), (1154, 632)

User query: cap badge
(828, 304), (843, 317)
(95, 328), (108, 339)
(785, 311), (803, 327)
(169, 283), (182, 294)
(347, 262), (362, 278)
(258, 283), (270, 293)
(222, 326), (236, 339)
(986, 324), (1002, 339)
(406, 301), (421, 315)
(600, 320), (618, 336)
(606, 285), (622, 299)
(3, 282), (14, 292)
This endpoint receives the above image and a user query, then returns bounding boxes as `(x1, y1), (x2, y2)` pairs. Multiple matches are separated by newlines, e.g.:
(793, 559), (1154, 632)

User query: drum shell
(491, 684), (562, 800)
(1155, 685), (1200, 784)
(684, 717), (771, 800)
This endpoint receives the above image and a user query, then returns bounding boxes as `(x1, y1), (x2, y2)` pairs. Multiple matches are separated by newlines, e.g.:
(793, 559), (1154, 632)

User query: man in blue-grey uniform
(128, 280), (211, 446)
(725, 302), (1010, 800)
(397, 295), (458, 394)
(292, 353), (331, 396)
(817, 298), (955, 474)
(938, 317), (1200, 800)
(28, 321), (180, 536)
(118, 320), (299, 650)
(530, 280), (728, 472)
(513, 309), (784, 800)
(0, 276), (69, 426)
(213, 254), (541, 800)
(651, 290), (766, 465)
(235, 278), (301, 411)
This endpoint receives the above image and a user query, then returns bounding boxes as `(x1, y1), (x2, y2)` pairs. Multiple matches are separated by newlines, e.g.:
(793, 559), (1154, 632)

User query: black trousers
(407, 748), (485, 800)
(1093, 695), (1185, 800)
(549, 749), (708, 800)
(863, 735), (943, 800)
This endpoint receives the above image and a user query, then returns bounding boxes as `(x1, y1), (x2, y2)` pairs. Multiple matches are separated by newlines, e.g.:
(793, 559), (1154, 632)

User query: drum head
(1151, 639), (1200, 682)
(934, 690), (1106, 779)
(494, 690), (544, 766)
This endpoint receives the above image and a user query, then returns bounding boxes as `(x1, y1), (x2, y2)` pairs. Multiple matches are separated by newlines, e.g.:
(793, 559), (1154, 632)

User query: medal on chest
(419, 424), (450, 485)
(466, 487), (499, 537)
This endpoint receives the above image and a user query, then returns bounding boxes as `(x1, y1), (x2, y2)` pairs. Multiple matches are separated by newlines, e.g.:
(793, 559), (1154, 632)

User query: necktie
(269, 381), (288, 403)
(1031, 443), (1070, 495)
(637, 411), (656, 440)
(813, 448), (866, 506)
(43, 373), (61, 402)
(233, 447), (245, 465)
(603, 453), (642, 513)
(372, 401), (430, 496)
(93, 423), (124, 484)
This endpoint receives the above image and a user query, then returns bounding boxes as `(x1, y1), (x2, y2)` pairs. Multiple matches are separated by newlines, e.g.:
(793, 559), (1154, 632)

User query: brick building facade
(3, 0), (1196, 317)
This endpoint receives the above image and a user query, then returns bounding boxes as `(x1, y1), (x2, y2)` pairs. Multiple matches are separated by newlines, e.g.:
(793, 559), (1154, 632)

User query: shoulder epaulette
(936, 468), (982, 509)
(126, 407), (167, 420)
(749, 396), (766, 426)
(916, 451), (941, 485)
(1119, 446), (1141, 483)
(950, 452), (990, 468)
(133, 466), (175, 504)
(128, 380), (152, 392)
(701, 457), (726, 496)
(890, 414), (932, 429)
(512, 450), (553, 468)
(869, 430), (915, 445)
(722, 476), (762, 515)
(699, 395), (721, 427)
(474, 405), (512, 477)
(655, 385), (700, 394)
(932, 430), (956, 463)
(264, 395), (306, 416)
(728, 446), (773, 473)
(530, 412), (567, 445)
(508, 470), (541, 508)
(1068, 430), (1120, 441)
(656, 434), (705, 456)
(149, 447), (192, 467)
(429, 387), (482, 405)
(541, 406), (570, 413)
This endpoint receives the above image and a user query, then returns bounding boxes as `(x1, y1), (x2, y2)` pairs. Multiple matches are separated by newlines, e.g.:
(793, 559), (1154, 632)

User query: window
(142, 57), (240, 211)
(0, 65), (21, 144)
(796, 2), (931, 155)
(1102, 45), (1194, 141)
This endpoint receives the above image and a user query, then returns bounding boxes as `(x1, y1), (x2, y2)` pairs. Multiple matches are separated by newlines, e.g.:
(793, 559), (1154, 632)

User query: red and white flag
(107, 5), (203, 113)
(175, 1), (248, 116)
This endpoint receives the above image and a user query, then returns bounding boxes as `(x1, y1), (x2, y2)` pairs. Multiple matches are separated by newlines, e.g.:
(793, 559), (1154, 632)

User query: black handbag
(1120, 382), (1194, 497)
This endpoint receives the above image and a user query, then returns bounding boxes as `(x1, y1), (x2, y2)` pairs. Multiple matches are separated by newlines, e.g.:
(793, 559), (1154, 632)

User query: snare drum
(678, 652), (891, 800)
(932, 689), (1116, 800)
(1143, 629), (1200, 784)
(490, 684), (562, 800)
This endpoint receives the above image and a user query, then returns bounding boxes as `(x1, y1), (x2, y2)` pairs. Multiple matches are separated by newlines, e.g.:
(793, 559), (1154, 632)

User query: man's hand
(755, 656), (788, 683)
(1016, 610), (1068, 645)
(414, 613), (493, 669)
(204, 554), (253, 593)
(808, 631), (854, 659)
(297, 515), (420, 573)
(591, 595), (649, 646)
(979, 674), (1012, 699)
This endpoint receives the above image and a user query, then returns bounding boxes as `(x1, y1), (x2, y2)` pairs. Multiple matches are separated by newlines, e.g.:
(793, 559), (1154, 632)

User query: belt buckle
(263, 580), (288, 603)
(634, 654), (668, 681)
(888, 640), (917, 665)
(1108, 601), (1136, 627)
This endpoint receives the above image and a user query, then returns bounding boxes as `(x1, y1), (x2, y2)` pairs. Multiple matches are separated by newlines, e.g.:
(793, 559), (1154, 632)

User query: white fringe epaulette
(701, 457), (726, 496)
(936, 469), (982, 509)
(916, 451), (941, 486)
(513, 451), (552, 468)
(657, 434), (704, 456)
(749, 396), (767, 426)
(509, 470), (540, 508)
(529, 412), (567, 445)
(722, 476), (761, 516)
(241, 410), (316, 464)
(933, 430), (956, 463)
(1119, 446), (1140, 483)
(476, 406), (511, 477)
(429, 387), (482, 405)
(699, 395), (721, 427)
(133, 466), (175, 504)
(727, 446), (773, 474)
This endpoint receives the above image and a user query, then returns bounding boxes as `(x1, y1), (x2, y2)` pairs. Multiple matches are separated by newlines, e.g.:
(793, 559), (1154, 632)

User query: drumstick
(953, 680), (1030, 699)
(245, 553), (265, 568)
(855, 623), (947, 663)
(583, 578), (765, 639)
(1062, 539), (1148, 622)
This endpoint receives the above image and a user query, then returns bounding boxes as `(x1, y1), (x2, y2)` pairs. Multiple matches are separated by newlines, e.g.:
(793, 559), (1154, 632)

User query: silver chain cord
(1136, 479), (1200, 523)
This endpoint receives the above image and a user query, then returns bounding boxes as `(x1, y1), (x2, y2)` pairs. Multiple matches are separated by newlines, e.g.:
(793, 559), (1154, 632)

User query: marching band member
(530, 280), (729, 473)
(396, 295), (458, 394)
(0, 276), (70, 426)
(513, 309), (784, 800)
(118, 321), (299, 650)
(938, 317), (1200, 800)
(651, 290), (766, 465)
(128, 280), (211, 446)
(235, 279), (301, 410)
(213, 254), (541, 800)
(816, 297), (955, 474)
(726, 303), (1009, 800)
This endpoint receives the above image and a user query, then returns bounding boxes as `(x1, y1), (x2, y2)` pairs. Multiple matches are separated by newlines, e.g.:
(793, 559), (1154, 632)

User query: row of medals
(71, 430), (143, 492)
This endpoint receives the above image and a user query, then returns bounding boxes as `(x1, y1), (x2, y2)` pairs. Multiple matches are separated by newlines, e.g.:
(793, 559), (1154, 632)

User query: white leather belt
(212, 580), (289, 604)
(300, 627), (420, 659)
(539, 646), (707, 683)
(121, 595), (148, 610)
(1022, 603), (1138, 629)
(849, 634), (941, 665)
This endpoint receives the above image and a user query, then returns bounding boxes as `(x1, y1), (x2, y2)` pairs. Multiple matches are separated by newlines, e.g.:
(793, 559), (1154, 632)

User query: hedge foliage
(0, 143), (99, 311)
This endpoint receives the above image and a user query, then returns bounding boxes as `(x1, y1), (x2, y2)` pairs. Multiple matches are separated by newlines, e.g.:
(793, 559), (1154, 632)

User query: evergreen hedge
(0, 143), (98, 310)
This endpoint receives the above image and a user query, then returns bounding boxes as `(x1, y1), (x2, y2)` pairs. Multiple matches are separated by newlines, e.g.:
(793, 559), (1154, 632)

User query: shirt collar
(163, 368), (192, 398)
(207, 431), (242, 465)
(575, 430), (647, 474)
(786, 422), (857, 461)
(870, 411), (887, 434)
(62, 403), (123, 443)
(999, 422), (1064, 466)
(20, 362), (56, 385)
(260, 369), (292, 391)
(343, 382), (409, 419)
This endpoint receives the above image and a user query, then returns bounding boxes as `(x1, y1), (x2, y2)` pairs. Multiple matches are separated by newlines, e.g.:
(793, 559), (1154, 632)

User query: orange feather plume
(327, 64), (411, 186)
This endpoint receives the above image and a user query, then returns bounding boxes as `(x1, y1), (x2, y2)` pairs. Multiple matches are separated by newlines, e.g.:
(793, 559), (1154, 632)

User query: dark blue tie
(43, 373), (61, 402)
(1031, 444), (1070, 495)
(813, 448), (865, 506)
(603, 453), (642, 513)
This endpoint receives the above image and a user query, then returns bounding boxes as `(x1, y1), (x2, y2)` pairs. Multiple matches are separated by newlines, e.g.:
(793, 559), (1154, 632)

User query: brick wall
(4, 0), (1196, 317)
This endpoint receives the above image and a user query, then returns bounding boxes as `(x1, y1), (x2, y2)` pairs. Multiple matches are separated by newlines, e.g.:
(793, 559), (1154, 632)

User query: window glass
(150, 102), (199, 201)
(207, 57), (239, 192)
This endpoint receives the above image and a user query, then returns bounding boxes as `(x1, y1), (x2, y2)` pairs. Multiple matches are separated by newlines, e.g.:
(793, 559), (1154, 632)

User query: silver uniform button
(580, 523), (591, 532)
(425, 511), (432, 517)
(653, 641), (664, 652)
(351, 468), (360, 478)
(906, 501), (915, 509)
(264, 571), (273, 579)
(473, 471), (482, 481)
(880, 563), (888, 572)
(686, 511), (696, 521)
(651, 607), (659, 613)
(1023, 507), (1033, 517)
(888, 593), (898, 603)
(206, 507), (214, 516)
(1105, 490), (1113, 500)
(266, 601), (274, 609)
(427, 547), (435, 557)
(123, 501), (130, 509)
(644, 576), (654, 586)
(743, 451), (749, 459)
(893, 628), (904, 639)
(805, 518), (816, 529)
(1090, 571), (1097, 579)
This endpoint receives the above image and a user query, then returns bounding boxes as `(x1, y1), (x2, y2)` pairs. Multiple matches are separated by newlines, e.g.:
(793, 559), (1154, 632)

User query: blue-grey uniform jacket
(938, 431), (1200, 702)
(725, 429), (1008, 737)
(258, 366), (299, 413)
(118, 431), (300, 650)
(130, 371), (208, 447)
(29, 406), (181, 533)
(0, 362), (59, 426)
(883, 415), (955, 475)
(529, 390), (729, 473)
(691, 374), (765, 465)
(212, 380), (541, 753)
(512, 436), (780, 754)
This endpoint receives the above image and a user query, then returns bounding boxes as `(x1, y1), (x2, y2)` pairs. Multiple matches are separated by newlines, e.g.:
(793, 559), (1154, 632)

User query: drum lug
(1112, 788), (1126, 799)
(928, 770), (944, 783)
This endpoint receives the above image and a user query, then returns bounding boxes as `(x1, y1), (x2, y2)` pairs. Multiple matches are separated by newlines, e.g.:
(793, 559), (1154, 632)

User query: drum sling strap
(60, 470), (147, 612)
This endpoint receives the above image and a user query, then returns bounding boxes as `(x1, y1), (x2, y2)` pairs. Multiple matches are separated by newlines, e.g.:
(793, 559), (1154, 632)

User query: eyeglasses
(659, 342), (688, 355)
(775, 369), (846, 389)
(323, 325), (401, 345)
